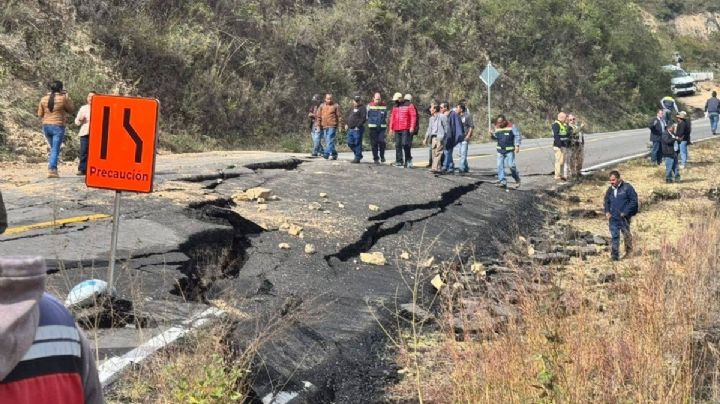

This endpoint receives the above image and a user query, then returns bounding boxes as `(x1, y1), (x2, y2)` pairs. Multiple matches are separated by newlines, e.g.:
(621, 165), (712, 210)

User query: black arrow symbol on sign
(123, 108), (143, 163)
(99, 107), (144, 163)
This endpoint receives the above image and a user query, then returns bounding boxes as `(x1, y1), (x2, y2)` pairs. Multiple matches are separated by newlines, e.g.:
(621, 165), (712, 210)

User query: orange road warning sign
(86, 95), (160, 193)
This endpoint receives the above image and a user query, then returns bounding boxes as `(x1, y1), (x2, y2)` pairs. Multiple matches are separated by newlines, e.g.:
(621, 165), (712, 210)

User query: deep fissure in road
(174, 203), (264, 302)
(325, 181), (483, 263)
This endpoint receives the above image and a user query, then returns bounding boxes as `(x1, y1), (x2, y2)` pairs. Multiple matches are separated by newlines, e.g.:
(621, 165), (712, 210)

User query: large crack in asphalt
(173, 202), (264, 303)
(325, 181), (483, 264)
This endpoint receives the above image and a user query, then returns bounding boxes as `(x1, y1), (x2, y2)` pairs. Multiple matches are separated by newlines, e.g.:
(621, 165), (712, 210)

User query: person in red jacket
(389, 92), (417, 168)
(0, 257), (104, 404)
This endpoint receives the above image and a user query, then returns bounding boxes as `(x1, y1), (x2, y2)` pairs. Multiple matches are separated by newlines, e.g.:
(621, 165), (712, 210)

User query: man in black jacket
(661, 123), (680, 183)
(676, 111), (691, 168)
(603, 171), (638, 261)
(345, 95), (367, 163)
(648, 109), (665, 165)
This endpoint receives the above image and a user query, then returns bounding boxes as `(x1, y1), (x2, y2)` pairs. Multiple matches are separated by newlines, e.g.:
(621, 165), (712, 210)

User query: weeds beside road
(389, 139), (720, 403)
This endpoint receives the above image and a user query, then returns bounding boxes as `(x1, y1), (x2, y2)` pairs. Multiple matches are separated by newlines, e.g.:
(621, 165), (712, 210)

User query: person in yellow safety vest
(366, 92), (388, 164)
(551, 112), (573, 181)
(490, 114), (521, 190)
(660, 96), (679, 125)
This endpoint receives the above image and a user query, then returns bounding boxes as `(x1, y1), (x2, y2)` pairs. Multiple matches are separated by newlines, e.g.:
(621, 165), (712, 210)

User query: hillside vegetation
(0, 0), (713, 159)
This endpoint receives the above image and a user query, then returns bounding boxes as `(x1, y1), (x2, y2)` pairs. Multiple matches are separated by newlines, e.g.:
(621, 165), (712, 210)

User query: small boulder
(421, 256), (435, 268)
(470, 262), (485, 274)
(399, 303), (435, 324)
(400, 251), (410, 260)
(304, 243), (316, 254)
(319, 192), (328, 198)
(360, 252), (386, 266)
(288, 224), (303, 236)
(279, 243), (291, 250)
(246, 187), (272, 200)
(337, 202), (345, 209)
(532, 252), (571, 265)
(430, 274), (445, 290)
(368, 204), (380, 212)
(592, 235), (607, 246)
(308, 202), (322, 210)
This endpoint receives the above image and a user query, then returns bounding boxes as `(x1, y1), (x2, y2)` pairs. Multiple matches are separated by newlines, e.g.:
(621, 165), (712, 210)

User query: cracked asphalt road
(1, 120), (717, 402)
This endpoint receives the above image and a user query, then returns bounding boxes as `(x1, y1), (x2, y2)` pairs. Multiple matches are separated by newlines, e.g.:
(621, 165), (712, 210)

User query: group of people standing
(551, 112), (585, 181)
(36, 80), (94, 178)
(307, 92), (421, 166)
(649, 96), (693, 183)
(306, 93), (596, 190)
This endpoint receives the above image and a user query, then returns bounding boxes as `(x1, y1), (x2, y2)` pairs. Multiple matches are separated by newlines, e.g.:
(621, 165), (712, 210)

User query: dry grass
(107, 322), (251, 404)
(388, 140), (720, 403)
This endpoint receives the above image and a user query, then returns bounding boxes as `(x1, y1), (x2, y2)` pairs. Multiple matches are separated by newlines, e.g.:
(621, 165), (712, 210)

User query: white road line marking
(98, 307), (225, 387)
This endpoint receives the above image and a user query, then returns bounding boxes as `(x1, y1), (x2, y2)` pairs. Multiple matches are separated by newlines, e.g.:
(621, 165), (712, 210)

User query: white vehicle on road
(662, 65), (697, 96)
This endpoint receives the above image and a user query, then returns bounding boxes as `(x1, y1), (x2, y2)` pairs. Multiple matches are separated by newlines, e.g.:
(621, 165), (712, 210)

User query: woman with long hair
(37, 80), (74, 178)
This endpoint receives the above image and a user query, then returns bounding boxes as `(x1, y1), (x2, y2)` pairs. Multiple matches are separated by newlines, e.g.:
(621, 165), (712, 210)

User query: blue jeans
(443, 144), (455, 171)
(79, 135), (89, 173)
(43, 124), (65, 170)
(347, 127), (364, 161)
(650, 140), (662, 165)
(609, 217), (632, 259)
(679, 141), (688, 165)
(710, 112), (719, 134)
(496, 151), (520, 184)
(665, 155), (680, 181)
(311, 127), (323, 156)
(457, 141), (469, 172)
(323, 127), (337, 159)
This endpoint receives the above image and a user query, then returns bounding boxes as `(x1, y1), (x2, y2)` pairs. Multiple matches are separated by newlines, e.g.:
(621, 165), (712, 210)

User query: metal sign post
(480, 62), (500, 131)
(86, 95), (160, 293)
(107, 191), (122, 290)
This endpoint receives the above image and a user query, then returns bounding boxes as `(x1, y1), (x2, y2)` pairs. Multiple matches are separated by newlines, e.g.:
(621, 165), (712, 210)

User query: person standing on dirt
(705, 91), (719, 136)
(661, 122), (681, 183)
(73, 91), (95, 176)
(367, 92), (388, 164)
(388, 92), (417, 168)
(0, 257), (104, 403)
(490, 114), (521, 190)
(675, 111), (691, 169)
(456, 101), (474, 173)
(660, 96), (679, 125)
(441, 101), (464, 173)
(648, 109), (666, 166)
(567, 114), (585, 178)
(307, 94), (324, 157)
(37, 81), (74, 178)
(423, 104), (448, 173)
(316, 93), (343, 160)
(551, 112), (572, 181)
(345, 95), (367, 164)
(603, 170), (638, 261)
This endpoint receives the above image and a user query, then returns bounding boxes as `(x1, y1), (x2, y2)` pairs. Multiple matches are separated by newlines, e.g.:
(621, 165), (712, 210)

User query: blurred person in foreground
(0, 256), (104, 403)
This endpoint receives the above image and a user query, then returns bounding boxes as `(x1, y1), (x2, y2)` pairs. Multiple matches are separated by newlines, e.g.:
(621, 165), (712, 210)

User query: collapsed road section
(184, 161), (547, 402)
